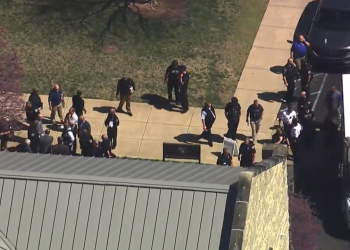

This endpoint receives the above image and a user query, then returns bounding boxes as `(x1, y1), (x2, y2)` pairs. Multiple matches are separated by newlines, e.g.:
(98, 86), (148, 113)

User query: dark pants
(286, 84), (295, 103)
(168, 82), (180, 103)
(301, 81), (310, 98)
(30, 141), (39, 153)
(72, 129), (77, 155)
(303, 127), (316, 148)
(290, 138), (299, 160)
(227, 121), (239, 140)
(107, 128), (117, 148)
(240, 157), (253, 167)
(283, 124), (292, 139)
(199, 125), (213, 146)
(0, 136), (8, 151)
(180, 90), (189, 111)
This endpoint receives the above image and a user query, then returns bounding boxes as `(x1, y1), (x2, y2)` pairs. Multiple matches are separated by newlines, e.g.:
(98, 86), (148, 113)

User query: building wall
(0, 178), (229, 250)
(241, 161), (289, 250)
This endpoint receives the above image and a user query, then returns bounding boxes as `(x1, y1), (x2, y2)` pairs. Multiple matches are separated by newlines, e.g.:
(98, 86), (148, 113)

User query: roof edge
(0, 170), (232, 193)
(0, 230), (16, 250)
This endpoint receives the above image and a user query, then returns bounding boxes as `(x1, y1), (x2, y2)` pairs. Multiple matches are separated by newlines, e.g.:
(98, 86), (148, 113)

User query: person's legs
(180, 92), (189, 111)
(294, 57), (304, 71)
(255, 120), (261, 137)
(250, 121), (257, 140)
(174, 83), (180, 104)
(232, 122), (238, 140)
(50, 105), (57, 122)
(167, 82), (174, 101)
(207, 128), (213, 147)
(117, 95), (126, 111)
(57, 104), (64, 123)
(125, 95), (131, 113)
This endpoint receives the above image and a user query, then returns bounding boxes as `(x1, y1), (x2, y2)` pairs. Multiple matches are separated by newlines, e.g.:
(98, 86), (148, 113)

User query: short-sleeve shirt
(166, 66), (180, 83)
(279, 110), (297, 125)
(72, 95), (85, 114)
(291, 41), (307, 58)
(291, 123), (302, 139)
(216, 153), (232, 166)
(247, 104), (264, 121)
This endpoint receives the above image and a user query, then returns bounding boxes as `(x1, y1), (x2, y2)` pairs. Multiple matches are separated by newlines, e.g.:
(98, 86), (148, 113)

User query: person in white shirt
(290, 118), (302, 160)
(65, 107), (79, 154)
(197, 101), (216, 147)
(278, 104), (297, 137)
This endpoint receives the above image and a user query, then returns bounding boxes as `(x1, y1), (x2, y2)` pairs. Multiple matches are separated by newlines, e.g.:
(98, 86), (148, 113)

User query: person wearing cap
(238, 137), (256, 167)
(164, 60), (181, 104)
(28, 88), (43, 110)
(216, 148), (233, 166)
(179, 65), (190, 113)
(116, 76), (135, 116)
(225, 97), (241, 140)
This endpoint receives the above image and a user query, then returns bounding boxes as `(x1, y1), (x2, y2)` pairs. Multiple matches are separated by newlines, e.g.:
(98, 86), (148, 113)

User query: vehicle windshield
(316, 8), (350, 30)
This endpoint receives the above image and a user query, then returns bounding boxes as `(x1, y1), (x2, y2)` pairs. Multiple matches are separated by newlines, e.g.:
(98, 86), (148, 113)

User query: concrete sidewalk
(9, 0), (309, 165)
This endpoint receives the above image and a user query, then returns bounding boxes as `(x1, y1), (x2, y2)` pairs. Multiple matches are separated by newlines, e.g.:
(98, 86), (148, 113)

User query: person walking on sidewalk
(282, 58), (298, 103)
(300, 59), (313, 98)
(246, 100), (264, 141)
(116, 76), (135, 116)
(179, 65), (190, 113)
(225, 97), (241, 140)
(104, 108), (119, 149)
(278, 104), (297, 139)
(197, 101), (216, 147)
(290, 35), (310, 70)
(48, 84), (64, 124)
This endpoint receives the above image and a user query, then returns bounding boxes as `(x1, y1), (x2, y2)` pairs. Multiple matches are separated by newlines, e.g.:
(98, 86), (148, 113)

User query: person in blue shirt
(290, 35), (310, 70)
(48, 84), (64, 124)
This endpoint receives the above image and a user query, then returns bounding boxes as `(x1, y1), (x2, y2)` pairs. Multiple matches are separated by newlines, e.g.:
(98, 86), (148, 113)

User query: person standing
(27, 121), (40, 153)
(36, 114), (44, 136)
(104, 108), (119, 149)
(179, 65), (190, 113)
(246, 100), (264, 141)
(216, 148), (233, 166)
(300, 59), (313, 98)
(28, 88), (43, 110)
(61, 122), (75, 154)
(238, 138), (256, 167)
(225, 97), (241, 140)
(297, 91), (312, 123)
(290, 118), (302, 160)
(0, 119), (12, 151)
(282, 58), (298, 103)
(72, 90), (86, 117)
(290, 35), (310, 70)
(48, 84), (64, 124)
(164, 60), (181, 104)
(324, 86), (342, 120)
(101, 134), (112, 158)
(278, 104), (297, 138)
(78, 115), (91, 139)
(116, 76), (135, 116)
(302, 107), (316, 148)
(38, 129), (53, 154)
(51, 137), (70, 155)
(65, 108), (79, 154)
(79, 129), (94, 156)
(25, 101), (40, 124)
(197, 101), (216, 147)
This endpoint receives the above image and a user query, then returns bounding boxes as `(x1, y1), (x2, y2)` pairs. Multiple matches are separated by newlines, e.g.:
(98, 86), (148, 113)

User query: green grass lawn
(0, 0), (268, 108)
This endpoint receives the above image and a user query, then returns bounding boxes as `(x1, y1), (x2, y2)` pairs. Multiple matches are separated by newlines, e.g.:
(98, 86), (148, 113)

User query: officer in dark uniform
(28, 88), (43, 110)
(224, 97), (241, 140)
(79, 129), (94, 156)
(0, 120), (13, 151)
(116, 76), (136, 116)
(179, 65), (190, 113)
(238, 138), (256, 167)
(282, 58), (298, 103)
(197, 101), (216, 147)
(27, 122), (40, 153)
(25, 101), (40, 123)
(302, 107), (315, 148)
(300, 59), (313, 98)
(297, 91), (312, 124)
(216, 148), (233, 166)
(104, 108), (119, 149)
(164, 60), (180, 104)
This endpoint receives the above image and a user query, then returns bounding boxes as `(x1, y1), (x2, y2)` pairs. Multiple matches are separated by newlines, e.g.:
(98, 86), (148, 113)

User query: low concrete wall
(228, 144), (289, 250)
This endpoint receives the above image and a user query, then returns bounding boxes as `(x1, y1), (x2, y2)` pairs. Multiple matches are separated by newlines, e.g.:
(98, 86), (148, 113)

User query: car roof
(321, 0), (350, 11)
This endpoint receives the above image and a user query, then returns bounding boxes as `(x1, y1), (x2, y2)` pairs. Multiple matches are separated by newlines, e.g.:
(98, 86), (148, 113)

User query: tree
(0, 27), (25, 130)
(289, 192), (321, 250)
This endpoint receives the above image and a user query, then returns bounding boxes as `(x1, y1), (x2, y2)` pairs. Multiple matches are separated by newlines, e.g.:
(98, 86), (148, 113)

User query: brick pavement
(10, 0), (310, 165)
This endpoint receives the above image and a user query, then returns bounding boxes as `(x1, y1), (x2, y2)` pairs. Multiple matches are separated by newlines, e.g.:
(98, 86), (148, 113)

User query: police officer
(300, 59), (313, 98)
(116, 76), (136, 116)
(197, 101), (216, 147)
(302, 107), (315, 148)
(0, 119), (13, 151)
(179, 65), (190, 113)
(61, 122), (75, 154)
(297, 91), (312, 124)
(104, 108), (119, 149)
(79, 129), (94, 156)
(238, 137), (256, 167)
(164, 60), (180, 104)
(282, 58), (298, 103)
(28, 88), (43, 110)
(216, 148), (233, 166)
(27, 121), (40, 153)
(25, 101), (40, 123)
(224, 97), (241, 140)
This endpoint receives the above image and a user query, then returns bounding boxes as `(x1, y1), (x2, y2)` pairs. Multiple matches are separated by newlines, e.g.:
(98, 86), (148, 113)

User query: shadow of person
(258, 91), (285, 103)
(270, 65), (284, 74)
(174, 133), (224, 144)
(93, 106), (114, 114)
(141, 93), (181, 112)
(46, 124), (64, 132)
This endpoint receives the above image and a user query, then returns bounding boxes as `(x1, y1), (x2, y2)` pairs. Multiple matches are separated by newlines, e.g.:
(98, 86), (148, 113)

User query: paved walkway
(10, 0), (309, 165)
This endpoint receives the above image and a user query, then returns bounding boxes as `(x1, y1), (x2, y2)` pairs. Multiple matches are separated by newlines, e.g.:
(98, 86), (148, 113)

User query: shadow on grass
(174, 133), (224, 145)
(141, 94), (182, 112)
(258, 91), (285, 103)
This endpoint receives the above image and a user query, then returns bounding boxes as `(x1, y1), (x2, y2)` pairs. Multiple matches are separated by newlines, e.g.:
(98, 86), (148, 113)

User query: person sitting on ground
(216, 148), (233, 166)
(51, 136), (70, 155)
(274, 128), (291, 149)
(101, 134), (112, 158)
(16, 139), (32, 153)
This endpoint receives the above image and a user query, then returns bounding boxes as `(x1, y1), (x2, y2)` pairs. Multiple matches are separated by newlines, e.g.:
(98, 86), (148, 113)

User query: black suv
(307, 0), (350, 69)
